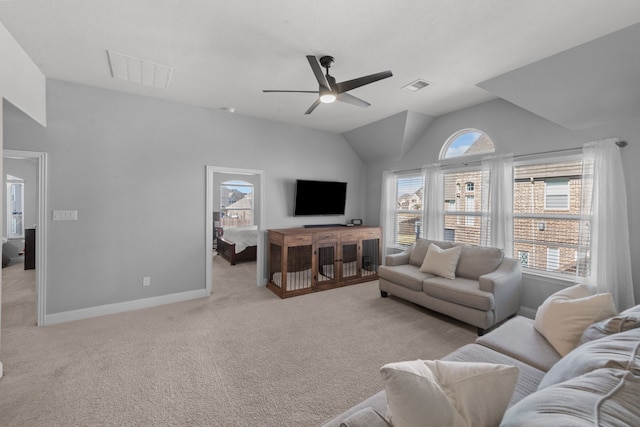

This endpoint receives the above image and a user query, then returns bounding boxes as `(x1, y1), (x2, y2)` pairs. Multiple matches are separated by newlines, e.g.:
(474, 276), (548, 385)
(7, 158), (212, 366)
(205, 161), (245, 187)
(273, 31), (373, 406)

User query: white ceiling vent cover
(107, 50), (173, 89)
(402, 79), (430, 92)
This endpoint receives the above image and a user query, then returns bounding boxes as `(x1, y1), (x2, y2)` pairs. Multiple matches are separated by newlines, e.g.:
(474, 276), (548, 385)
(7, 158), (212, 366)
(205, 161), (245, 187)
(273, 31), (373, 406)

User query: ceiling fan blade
(335, 70), (393, 94)
(337, 93), (370, 108)
(306, 55), (331, 91)
(304, 98), (322, 115)
(263, 90), (318, 93)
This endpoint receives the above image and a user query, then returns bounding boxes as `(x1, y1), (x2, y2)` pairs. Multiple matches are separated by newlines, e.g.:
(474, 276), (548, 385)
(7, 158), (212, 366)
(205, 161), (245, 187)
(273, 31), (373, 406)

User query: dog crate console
(267, 226), (381, 298)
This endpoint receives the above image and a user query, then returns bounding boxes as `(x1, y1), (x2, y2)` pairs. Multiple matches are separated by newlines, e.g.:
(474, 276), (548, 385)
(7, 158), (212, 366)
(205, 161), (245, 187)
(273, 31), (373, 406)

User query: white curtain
(578, 139), (634, 310)
(481, 154), (514, 255)
(380, 171), (396, 256)
(422, 164), (443, 240)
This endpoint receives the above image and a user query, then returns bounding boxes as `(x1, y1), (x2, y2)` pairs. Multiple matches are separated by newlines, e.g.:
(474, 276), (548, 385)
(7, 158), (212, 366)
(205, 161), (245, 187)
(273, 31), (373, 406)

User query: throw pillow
(502, 369), (640, 427)
(380, 359), (518, 427)
(419, 243), (462, 279)
(580, 304), (640, 344)
(534, 283), (617, 356)
(538, 327), (640, 390)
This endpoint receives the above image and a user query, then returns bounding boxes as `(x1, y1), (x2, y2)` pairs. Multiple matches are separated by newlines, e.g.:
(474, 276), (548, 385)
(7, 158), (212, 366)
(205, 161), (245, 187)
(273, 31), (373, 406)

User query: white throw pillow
(534, 283), (617, 356)
(419, 243), (462, 279)
(380, 359), (518, 427)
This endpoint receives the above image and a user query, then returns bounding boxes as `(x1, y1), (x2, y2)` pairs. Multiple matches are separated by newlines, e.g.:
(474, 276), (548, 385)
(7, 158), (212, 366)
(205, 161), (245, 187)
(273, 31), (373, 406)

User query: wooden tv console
(267, 226), (381, 298)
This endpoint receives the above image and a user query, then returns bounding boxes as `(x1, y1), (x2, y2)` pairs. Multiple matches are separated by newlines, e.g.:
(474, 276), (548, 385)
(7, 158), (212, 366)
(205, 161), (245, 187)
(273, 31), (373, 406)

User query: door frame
(3, 149), (48, 326)
(205, 165), (265, 293)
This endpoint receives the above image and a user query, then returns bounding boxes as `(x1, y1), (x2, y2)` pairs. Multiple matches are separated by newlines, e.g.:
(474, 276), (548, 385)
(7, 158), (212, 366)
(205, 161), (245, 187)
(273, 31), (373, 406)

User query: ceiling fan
(263, 55), (393, 115)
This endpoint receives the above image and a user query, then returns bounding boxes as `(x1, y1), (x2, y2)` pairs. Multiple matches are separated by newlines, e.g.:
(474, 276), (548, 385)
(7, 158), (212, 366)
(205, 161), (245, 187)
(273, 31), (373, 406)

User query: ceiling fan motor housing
(319, 56), (335, 70)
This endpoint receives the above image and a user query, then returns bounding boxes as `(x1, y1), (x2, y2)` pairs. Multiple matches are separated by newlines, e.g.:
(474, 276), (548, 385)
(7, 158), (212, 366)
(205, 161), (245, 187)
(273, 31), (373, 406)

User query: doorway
(205, 166), (265, 294)
(2, 150), (47, 326)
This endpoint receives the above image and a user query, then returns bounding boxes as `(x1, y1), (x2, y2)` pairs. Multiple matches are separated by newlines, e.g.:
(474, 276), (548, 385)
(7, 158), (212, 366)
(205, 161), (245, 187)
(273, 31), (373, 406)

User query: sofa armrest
(384, 246), (412, 266)
(479, 257), (522, 323)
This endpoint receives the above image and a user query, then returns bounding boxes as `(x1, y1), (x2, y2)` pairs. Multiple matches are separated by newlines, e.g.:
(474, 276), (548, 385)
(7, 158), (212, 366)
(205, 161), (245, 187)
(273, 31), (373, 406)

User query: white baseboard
(44, 289), (210, 326)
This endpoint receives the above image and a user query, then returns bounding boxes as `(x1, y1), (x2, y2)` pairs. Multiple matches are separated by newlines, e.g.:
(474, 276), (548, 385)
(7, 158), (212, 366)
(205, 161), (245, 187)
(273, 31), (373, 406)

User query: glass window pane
(513, 159), (586, 276)
(220, 181), (253, 227)
(442, 129), (495, 159)
(394, 173), (423, 246)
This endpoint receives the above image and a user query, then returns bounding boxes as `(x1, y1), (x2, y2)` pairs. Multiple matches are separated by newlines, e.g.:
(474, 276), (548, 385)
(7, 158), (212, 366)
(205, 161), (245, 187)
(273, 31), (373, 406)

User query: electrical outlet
(142, 276), (151, 287)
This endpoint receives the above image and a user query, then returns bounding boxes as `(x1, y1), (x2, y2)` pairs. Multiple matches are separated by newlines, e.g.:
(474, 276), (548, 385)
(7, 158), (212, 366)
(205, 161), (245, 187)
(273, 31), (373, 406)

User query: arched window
(439, 128), (495, 160)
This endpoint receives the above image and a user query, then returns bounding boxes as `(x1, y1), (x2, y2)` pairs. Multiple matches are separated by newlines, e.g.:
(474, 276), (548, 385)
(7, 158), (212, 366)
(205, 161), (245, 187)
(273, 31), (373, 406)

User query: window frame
(513, 154), (585, 280)
(439, 128), (495, 161)
(442, 166), (483, 246)
(219, 180), (254, 227)
(391, 172), (424, 248)
(6, 179), (25, 239)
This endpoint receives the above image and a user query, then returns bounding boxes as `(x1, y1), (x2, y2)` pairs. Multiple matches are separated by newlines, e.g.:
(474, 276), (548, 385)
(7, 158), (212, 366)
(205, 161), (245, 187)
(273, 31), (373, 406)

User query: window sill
(522, 269), (578, 285)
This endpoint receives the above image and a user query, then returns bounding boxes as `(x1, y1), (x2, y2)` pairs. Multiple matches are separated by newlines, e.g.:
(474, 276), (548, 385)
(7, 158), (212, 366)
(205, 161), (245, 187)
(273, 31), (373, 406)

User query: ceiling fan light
(319, 92), (337, 103)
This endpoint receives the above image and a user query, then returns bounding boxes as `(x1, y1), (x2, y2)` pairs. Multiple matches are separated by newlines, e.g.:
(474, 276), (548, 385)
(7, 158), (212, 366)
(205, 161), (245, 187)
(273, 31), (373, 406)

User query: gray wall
(363, 98), (640, 312)
(3, 79), (366, 315)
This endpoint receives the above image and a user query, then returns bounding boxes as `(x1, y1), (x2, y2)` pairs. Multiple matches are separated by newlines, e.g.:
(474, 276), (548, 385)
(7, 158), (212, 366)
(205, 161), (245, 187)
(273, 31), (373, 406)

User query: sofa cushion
(409, 239), (458, 267)
(443, 344), (545, 407)
(380, 359), (518, 427)
(455, 245), (504, 280)
(534, 283), (617, 356)
(580, 304), (640, 344)
(501, 368), (640, 427)
(537, 327), (640, 390)
(378, 264), (435, 292)
(321, 391), (388, 427)
(338, 407), (390, 427)
(423, 276), (494, 311)
(476, 316), (561, 372)
(419, 243), (462, 279)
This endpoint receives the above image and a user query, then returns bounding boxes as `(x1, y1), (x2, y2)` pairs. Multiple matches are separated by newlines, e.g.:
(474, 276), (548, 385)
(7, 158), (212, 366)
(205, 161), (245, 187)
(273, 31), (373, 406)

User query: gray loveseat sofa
(322, 305), (640, 426)
(379, 239), (522, 334)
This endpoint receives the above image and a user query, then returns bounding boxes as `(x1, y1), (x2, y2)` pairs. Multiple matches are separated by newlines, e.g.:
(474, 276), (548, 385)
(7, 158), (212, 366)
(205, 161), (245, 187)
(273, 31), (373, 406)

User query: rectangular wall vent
(107, 50), (173, 89)
(402, 79), (431, 92)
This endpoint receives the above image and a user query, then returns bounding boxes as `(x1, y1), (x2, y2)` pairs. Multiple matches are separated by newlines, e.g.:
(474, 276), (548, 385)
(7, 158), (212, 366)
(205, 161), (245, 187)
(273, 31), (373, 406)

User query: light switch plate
(53, 210), (78, 221)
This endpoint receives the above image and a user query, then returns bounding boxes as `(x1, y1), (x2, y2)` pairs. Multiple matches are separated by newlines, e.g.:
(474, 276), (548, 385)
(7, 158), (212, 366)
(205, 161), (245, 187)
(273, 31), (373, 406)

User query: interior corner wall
(364, 98), (640, 310)
(3, 79), (366, 316)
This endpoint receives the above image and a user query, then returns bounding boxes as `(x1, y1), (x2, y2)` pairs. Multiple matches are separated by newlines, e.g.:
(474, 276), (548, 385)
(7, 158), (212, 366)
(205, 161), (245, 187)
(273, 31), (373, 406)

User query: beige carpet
(0, 256), (476, 426)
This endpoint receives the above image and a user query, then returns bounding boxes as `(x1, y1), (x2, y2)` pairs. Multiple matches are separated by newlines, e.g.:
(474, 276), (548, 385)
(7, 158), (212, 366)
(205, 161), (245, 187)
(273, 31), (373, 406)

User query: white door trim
(205, 166), (265, 293)
(3, 149), (48, 326)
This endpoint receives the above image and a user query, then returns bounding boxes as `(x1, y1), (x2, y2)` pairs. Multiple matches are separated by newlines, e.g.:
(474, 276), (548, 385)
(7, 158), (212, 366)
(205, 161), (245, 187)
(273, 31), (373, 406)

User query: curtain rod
(394, 140), (627, 173)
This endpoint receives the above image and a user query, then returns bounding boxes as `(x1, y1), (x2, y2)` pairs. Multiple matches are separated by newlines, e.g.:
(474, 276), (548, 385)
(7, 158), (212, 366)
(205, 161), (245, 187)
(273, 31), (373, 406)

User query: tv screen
(294, 180), (347, 216)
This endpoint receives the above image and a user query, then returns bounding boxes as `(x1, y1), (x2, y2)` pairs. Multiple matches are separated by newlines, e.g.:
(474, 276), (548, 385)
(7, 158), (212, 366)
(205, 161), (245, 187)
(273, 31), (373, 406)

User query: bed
(216, 225), (258, 265)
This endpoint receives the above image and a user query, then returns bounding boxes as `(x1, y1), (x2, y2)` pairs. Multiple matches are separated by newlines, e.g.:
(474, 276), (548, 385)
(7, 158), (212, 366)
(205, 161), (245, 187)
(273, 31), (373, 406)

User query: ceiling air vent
(107, 50), (173, 89)
(402, 79), (430, 92)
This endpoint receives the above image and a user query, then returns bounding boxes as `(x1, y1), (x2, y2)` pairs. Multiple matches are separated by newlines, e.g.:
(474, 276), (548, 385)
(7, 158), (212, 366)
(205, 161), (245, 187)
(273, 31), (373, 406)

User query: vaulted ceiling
(1, 1), (640, 161)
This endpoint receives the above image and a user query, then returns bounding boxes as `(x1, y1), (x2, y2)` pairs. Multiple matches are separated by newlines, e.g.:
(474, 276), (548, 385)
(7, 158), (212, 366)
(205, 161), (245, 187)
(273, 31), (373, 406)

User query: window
(6, 176), (24, 239)
(513, 159), (584, 276)
(440, 129), (495, 159)
(443, 170), (482, 245)
(466, 182), (475, 192)
(393, 173), (423, 246)
(518, 250), (529, 268)
(220, 180), (253, 227)
(544, 179), (570, 210)
(547, 248), (560, 271)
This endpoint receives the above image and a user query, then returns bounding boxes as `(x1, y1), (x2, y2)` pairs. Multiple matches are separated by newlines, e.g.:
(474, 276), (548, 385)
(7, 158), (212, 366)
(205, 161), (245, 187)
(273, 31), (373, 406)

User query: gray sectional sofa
(379, 239), (522, 334)
(322, 305), (640, 427)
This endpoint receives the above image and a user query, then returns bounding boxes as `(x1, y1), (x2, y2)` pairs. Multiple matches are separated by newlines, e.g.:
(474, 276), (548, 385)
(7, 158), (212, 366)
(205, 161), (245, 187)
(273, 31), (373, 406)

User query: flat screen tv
(294, 179), (347, 216)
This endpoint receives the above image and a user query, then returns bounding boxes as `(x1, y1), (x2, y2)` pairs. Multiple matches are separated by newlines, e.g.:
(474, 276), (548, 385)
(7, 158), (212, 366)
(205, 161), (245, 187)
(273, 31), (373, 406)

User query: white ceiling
(1, 1), (640, 134)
